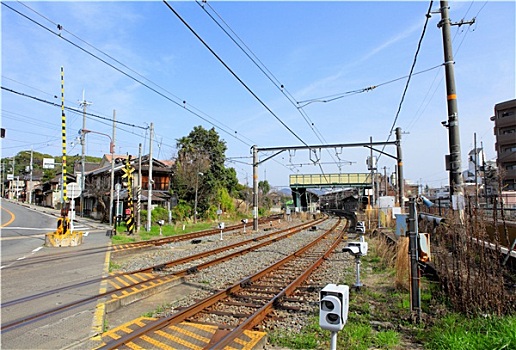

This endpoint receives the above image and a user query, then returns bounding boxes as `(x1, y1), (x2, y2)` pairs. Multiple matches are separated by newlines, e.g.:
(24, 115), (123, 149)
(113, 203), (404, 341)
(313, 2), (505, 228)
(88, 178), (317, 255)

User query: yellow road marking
(1, 206), (16, 227)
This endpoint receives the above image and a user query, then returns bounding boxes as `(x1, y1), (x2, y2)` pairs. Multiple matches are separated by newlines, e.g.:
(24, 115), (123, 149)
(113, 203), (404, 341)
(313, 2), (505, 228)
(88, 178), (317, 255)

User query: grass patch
(109, 261), (121, 272)
(268, 316), (322, 349)
(373, 330), (400, 348)
(338, 323), (374, 350)
(421, 314), (516, 350)
(111, 234), (135, 245)
(111, 221), (222, 243)
(141, 303), (172, 317)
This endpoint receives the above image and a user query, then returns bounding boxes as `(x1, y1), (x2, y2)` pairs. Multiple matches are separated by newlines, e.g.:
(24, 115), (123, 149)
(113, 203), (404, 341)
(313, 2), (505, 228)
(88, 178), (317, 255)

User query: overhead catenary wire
(194, 0), (334, 184)
(375, 0), (434, 168)
(162, 0), (309, 148)
(196, 1), (327, 144)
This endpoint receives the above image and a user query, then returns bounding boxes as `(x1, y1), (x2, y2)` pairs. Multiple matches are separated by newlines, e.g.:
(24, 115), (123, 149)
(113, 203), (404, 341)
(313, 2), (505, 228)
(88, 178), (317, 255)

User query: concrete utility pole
(28, 147), (33, 204)
(396, 127), (404, 209)
(146, 123), (154, 232)
(79, 90), (92, 217)
(137, 143), (142, 232)
(474, 132), (478, 208)
(252, 145), (258, 231)
(109, 110), (116, 226)
(438, 1), (473, 201)
(369, 137), (375, 208)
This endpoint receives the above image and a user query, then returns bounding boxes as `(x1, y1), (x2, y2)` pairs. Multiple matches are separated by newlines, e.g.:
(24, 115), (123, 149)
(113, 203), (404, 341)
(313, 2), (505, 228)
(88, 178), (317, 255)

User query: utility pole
(438, 1), (473, 207)
(481, 141), (488, 204)
(252, 145), (258, 231)
(396, 127), (404, 210)
(474, 132), (478, 209)
(147, 123), (154, 232)
(28, 147), (33, 204)
(79, 90), (92, 217)
(383, 166), (387, 197)
(137, 143), (142, 233)
(369, 137), (375, 208)
(109, 110), (116, 226)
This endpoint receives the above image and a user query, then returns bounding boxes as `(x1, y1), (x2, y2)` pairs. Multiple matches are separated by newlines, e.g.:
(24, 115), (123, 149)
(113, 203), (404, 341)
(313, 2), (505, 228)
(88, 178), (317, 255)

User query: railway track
(0, 216), (326, 334)
(0, 215), (283, 270)
(96, 218), (347, 349)
(111, 214), (283, 254)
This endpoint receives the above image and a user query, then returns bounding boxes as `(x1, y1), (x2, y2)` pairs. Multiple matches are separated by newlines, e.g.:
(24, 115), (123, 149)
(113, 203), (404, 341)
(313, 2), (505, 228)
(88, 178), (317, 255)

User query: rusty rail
(98, 218), (345, 349)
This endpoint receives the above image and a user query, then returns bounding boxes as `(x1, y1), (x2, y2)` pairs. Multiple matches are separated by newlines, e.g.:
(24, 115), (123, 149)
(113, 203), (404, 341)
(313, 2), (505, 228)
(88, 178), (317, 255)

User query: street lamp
(81, 129), (115, 226)
(194, 172), (203, 223)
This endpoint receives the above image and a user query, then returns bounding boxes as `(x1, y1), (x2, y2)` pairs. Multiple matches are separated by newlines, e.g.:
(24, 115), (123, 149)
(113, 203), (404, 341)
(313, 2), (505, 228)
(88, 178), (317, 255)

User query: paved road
(1, 199), (113, 349)
(1, 200), (61, 265)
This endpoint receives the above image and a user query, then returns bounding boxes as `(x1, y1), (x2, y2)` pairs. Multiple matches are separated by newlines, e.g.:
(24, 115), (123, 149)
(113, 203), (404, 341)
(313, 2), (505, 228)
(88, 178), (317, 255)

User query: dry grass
(395, 237), (410, 291)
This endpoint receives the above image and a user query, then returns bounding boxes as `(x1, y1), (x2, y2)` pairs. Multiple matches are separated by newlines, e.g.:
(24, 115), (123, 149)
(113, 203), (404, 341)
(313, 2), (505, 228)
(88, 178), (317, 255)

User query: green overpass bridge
(289, 173), (372, 210)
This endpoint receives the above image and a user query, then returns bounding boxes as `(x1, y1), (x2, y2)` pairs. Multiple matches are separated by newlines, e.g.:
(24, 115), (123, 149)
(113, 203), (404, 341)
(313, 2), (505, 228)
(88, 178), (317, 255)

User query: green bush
(151, 206), (169, 222)
(172, 200), (192, 222)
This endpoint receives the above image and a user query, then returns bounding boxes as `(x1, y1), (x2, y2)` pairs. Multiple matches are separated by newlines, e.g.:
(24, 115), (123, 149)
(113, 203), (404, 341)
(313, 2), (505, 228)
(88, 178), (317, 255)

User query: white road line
(1, 227), (55, 231)
(16, 256), (26, 261)
(32, 246), (43, 253)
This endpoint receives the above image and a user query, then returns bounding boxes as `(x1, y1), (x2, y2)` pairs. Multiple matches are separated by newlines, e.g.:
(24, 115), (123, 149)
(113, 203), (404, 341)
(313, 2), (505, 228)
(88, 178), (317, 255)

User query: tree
(258, 180), (272, 209)
(171, 126), (240, 219)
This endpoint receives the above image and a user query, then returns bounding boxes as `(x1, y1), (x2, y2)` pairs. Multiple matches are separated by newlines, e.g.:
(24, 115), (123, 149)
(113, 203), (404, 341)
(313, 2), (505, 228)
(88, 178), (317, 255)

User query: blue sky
(1, 1), (515, 189)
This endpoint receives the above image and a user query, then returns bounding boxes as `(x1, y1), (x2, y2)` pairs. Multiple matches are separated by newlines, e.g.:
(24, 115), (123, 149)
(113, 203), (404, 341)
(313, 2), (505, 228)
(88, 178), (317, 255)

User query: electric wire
(197, 1), (326, 144)
(297, 64), (443, 107)
(162, 0), (308, 148)
(2, 2), (253, 150)
(374, 0), (434, 170)
(386, 0), (434, 142)
(4, 1), (322, 180)
(2, 87), (145, 130)
(195, 0), (334, 182)
(404, 1), (480, 133)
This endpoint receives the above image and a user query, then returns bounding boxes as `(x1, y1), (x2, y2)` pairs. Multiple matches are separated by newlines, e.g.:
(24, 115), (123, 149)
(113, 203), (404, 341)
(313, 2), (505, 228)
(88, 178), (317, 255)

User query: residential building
(82, 154), (173, 222)
(491, 98), (516, 190)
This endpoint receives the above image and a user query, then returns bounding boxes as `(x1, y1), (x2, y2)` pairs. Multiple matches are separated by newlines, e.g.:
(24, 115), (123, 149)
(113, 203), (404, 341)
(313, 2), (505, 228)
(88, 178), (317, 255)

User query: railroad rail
(97, 218), (346, 349)
(1, 216), (326, 333)
(0, 215), (282, 270)
(111, 214), (283, 253)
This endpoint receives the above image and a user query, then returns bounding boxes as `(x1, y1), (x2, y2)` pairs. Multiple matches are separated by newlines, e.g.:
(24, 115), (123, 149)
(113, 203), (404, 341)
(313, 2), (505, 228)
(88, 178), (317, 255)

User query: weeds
(142, 303), (172, 317)
(109, 261), (121, 272)
(421, 314), (516, 349)
(268, 215), (514, 349)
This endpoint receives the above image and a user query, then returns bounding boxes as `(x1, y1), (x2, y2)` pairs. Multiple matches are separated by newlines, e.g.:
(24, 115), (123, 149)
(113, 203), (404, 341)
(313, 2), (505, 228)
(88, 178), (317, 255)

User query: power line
(388, 0), (433, 139)
(296, 64), (443, 107)
(196, 1), (335, 176)
(404, 1), (479, 134)
(2, 86), (146, 129)
(192, 0), (335, 185)
(163, 0), (309, 147)
(2, 2), (254, 149)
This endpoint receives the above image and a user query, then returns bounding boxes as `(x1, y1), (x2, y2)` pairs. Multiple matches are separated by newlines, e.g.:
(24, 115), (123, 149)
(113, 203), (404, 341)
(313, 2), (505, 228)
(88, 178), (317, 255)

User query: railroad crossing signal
(122, 156), (135, 235)
(122, 157), (135, 181)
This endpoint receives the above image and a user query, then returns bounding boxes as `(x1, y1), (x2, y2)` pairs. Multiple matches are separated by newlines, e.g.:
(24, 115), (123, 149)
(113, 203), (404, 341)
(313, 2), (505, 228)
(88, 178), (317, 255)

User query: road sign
(67, 182), (81, 199)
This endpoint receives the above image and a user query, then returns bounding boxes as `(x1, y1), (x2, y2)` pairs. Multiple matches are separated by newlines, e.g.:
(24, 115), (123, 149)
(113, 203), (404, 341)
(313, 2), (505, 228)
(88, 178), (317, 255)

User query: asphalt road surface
(1, 199), (112, 349)
(1, 199), (59, 266)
